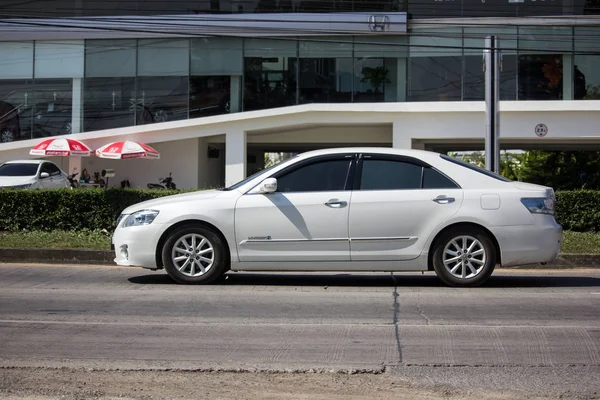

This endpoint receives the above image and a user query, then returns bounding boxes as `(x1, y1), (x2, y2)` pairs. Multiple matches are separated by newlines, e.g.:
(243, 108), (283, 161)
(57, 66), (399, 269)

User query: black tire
(432, 227), (497, 287)
(162, 224), (228, 284)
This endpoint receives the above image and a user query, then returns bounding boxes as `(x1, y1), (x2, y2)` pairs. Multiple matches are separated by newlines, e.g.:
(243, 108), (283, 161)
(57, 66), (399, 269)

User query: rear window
(440, 155), (511, 182)
(0, 163), (38, 177)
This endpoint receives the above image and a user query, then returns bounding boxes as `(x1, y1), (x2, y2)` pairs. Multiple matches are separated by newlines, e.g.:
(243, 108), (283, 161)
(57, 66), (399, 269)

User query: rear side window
(423, 168), (459, 189)
(441, 154), (511, 182)
(360, 159), (421, 190)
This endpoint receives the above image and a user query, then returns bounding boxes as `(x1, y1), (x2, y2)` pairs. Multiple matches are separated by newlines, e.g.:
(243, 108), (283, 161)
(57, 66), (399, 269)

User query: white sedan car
(0, 159), (70, 189)
(112, 148), (562, 287)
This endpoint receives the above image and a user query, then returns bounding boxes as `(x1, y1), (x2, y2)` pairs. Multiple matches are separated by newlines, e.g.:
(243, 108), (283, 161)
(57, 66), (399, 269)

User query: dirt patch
(0, 368), (526, 400)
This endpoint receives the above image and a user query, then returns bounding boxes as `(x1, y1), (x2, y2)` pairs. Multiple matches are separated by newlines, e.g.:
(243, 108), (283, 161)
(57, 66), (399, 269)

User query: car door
(349, 154), (463, 261)
(40, 162), (63, 189)
(235, 154), (355, 262)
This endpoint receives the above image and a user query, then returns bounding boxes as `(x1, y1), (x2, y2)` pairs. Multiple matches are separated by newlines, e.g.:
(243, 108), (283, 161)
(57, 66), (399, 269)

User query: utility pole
(484, 36), (501, 173)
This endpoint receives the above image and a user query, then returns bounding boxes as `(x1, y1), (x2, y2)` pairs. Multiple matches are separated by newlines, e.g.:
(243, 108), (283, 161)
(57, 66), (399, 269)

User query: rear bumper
(491, 216), (562, 267)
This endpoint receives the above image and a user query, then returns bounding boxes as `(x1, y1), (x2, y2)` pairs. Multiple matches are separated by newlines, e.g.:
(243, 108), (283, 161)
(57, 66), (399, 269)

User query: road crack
(390, 272), (403, 364)
(416, 293), (431, 325)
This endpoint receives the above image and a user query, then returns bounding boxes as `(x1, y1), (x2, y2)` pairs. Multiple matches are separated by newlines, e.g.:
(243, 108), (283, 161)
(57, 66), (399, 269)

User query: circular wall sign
(535, 123), (548, 137)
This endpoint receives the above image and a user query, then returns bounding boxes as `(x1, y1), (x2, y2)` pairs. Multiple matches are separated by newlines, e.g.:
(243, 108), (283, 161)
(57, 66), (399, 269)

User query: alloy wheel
(171, 233), (215, 277)
(442, 235), (487, 279)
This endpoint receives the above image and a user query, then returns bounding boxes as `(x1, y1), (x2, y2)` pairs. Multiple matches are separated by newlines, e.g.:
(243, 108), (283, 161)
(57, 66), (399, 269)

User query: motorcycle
(147, 173), (177, 190)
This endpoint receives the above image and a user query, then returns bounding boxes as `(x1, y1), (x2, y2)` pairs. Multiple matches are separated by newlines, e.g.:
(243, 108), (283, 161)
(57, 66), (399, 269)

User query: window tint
(277, 159), (351, 192)
(0, 163), (38, 177)
(423, 168), (459, 189)
(360, 160), (422, 190)
(41, 163), (61, 176)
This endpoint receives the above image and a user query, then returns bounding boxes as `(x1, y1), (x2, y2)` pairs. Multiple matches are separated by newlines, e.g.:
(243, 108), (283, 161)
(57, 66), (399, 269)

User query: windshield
(221, 156), (298, 191)
(440, 155), (511, 182)
(0, 163), (39, 177)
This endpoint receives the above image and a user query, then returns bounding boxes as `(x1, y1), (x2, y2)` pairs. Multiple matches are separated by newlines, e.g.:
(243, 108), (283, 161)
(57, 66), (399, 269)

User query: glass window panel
(0, 42), (34, 79)
(299, 57), (353, 104)
(34, 40), (84, 79)
(360, 160), (422, 190)
(463, 27), (518, 56)
(85, 40), (136, 78)
(463, 55), (517, 101)
(84, 77), (135, 132)
(518, 55), (563, 100)
(244, 57), (297, 111)
(422, 168), (459, 189)
(518, 27), (573, 55)
(244, 39), (297, 58)
(190, 76), (231, 118)
(573, 55), (600, 100)
(354, 36), (408, 58)
(410, 29), (463, 57)
(0, 79), (33, 143)
(137, 39), (189, 77)
(354, 58), (388, 102)
(276, 159), (351, 192)
(136, 76), (189, 125)
(299, 37), (353, 58)
(32, 79), (73, 138)
(408, 56), (462, 101)
(191, 37), (243, 76)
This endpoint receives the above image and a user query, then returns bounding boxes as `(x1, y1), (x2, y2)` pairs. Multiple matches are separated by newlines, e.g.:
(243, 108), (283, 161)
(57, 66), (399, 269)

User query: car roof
(296, 147), (440, 162)
(4, 160), (46, 165)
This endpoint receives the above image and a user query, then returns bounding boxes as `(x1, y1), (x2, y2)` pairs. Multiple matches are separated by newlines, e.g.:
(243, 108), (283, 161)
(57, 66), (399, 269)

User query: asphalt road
(1, 264), (599, 398)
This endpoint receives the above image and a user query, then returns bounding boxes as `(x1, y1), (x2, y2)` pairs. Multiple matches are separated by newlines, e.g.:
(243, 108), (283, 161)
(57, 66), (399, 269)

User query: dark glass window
(244, 57), (297, 111)
(423, 168), (459, 189)
(0, 163), (38, 176)
(518, 55), (563, 100)
(190, 76), (231, 118)
(0, 79), (33, 143)
(41, 162), (61, 176)
(276, 159), (351, 192)
(408, 57), (462, 101)
(136, 76), (189, 125)
(84, 77), (135, 132)
(32, 79), (73, 139)
(360, 160), (422, 190)
(299, 58), (353, 104)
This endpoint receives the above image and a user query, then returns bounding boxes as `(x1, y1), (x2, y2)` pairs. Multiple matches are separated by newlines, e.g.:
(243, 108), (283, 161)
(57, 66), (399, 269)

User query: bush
(555, 190), (600, 232)
(0, 188), (598, 233)
(0, 188), (179, 232)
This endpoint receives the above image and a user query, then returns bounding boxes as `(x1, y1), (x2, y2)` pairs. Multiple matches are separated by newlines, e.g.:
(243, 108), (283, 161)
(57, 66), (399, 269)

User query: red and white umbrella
(95, 141), (160, 160)
(30, 138), (92, 157)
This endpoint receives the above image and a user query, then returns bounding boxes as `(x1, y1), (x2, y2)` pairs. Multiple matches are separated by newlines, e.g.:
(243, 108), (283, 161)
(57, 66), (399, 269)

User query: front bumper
(491, 215), (562, 267)
(112, 223), (165, 269)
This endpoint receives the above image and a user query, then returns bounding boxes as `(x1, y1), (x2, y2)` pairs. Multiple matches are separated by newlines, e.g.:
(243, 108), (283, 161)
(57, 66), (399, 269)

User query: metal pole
(484, 36), (500, 173)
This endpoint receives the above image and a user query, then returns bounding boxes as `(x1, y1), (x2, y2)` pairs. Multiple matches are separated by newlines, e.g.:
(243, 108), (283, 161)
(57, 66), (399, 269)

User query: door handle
(433, 196), (455, 204)
(324, 199), (348, 208)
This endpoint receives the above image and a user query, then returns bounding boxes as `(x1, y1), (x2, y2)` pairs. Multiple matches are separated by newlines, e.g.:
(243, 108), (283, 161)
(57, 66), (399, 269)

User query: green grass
(0, 229), (111, 250)
(0, 229), (598, 254)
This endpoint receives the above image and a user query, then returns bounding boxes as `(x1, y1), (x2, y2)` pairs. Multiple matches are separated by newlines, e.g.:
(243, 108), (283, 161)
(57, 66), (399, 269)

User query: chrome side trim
(350, 236), (417, 242)
(239, 238), (349, 245)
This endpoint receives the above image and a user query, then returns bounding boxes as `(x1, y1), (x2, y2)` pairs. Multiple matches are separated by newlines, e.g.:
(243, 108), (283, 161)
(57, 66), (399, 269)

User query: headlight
(123, 210), (159, 227)
(521, 197), (554, 215)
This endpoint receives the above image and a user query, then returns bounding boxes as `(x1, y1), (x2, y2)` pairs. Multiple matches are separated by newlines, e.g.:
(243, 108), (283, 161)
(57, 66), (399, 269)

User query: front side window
(360, 159), (422, 190)
(276, 159), (351, 193)
(41, 163), (61, 176)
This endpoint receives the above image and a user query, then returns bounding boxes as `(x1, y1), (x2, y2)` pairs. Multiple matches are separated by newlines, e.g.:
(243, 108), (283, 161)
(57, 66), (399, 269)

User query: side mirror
(258, 177), (278, 194)
(40, 172), (50, 179)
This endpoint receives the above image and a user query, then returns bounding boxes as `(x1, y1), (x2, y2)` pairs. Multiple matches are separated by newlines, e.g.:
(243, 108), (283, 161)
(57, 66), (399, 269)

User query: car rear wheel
(162, 224), (227, 284)
(432, 228), (497, 287)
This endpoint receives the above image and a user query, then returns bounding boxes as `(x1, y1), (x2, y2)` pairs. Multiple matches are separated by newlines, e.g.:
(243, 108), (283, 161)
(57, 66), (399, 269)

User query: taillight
(520, 197), (555, 215)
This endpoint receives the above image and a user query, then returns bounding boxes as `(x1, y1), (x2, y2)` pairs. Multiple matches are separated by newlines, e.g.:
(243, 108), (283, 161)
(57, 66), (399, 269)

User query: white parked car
(112, 148), (562, 287)
(0, 160), (70, 190)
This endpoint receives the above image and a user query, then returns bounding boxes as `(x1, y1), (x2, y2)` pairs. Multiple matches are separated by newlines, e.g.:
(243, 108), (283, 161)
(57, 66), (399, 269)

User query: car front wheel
(162, 224), (227, 284)
(432, 228), (497, 287)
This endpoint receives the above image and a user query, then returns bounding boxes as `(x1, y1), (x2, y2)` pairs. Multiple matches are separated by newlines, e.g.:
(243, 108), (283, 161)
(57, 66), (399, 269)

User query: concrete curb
(0, 248), (599, 269)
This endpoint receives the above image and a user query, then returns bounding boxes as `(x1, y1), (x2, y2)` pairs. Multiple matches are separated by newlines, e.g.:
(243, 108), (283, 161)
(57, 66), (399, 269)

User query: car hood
(0, 176), (35, 187)
(121, 189), (222, 214)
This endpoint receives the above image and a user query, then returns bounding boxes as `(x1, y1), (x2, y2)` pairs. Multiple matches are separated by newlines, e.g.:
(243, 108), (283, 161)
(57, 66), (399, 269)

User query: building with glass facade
(0, 0), (599, 188)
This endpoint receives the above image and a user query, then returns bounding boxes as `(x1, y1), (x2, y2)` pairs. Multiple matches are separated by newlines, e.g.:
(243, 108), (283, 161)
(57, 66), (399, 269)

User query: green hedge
(0, 188), (179, 232)
(0, 188), (598, 233)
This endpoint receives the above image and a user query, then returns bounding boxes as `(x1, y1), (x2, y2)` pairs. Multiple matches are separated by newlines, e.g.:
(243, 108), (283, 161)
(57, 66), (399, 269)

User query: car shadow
(127, 271), (600, 288)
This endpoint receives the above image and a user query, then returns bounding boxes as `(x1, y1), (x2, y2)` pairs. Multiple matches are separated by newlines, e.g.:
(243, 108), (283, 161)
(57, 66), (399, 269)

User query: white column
(392, 122), (411, 149)
(225, 130), (246, 186)
(230, 76), (241, 113)
(68, 78), (84, 177)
